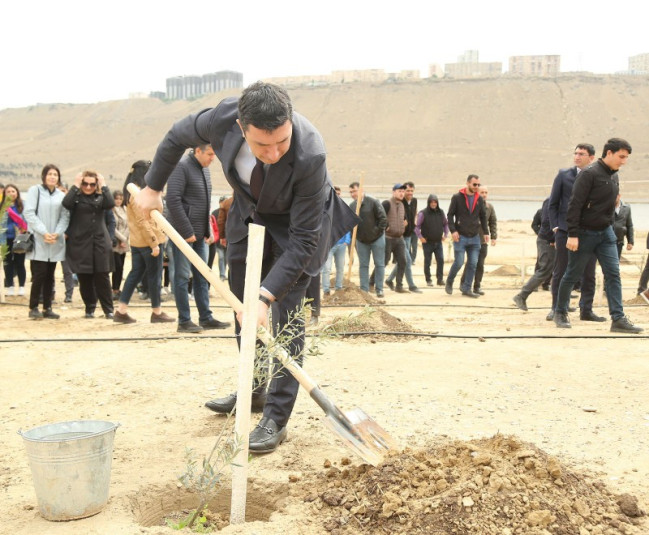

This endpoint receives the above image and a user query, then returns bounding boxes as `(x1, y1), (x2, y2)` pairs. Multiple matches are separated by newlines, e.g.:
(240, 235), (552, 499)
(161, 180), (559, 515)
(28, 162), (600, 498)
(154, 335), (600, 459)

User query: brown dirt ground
(1, 221), (648, 534)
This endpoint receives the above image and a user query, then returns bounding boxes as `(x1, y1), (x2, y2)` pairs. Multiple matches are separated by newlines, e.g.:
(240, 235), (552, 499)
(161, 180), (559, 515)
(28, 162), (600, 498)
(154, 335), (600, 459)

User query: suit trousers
(227, 237), (311, 428)
(422, 241), (444, 283)
(520, 238), (556, 299)
(551, 230), (596, 311)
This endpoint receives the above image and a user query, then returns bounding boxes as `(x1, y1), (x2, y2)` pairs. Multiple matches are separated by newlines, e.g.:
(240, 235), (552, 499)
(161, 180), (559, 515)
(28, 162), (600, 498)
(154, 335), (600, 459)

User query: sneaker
(6, 287), (14, 296)
(513, 294), (528, 311)
(437, 279), (445, 286)
(178, 321), (203, 333)
(199, 318), (231, 329)
(151, 311), (175, 323)
(461, 290), (480, 298)
(105, 313), (115, 320)
(43, 309), (60, 320)
(385, 280), (395, 291)
(114, 311), (137, 324)
(64, 297), (72, 303)
(29, 308), (43, 319)
(18, 287), (25, 296)
(553, 311), (571, 329)
(610, 316), (643, 334)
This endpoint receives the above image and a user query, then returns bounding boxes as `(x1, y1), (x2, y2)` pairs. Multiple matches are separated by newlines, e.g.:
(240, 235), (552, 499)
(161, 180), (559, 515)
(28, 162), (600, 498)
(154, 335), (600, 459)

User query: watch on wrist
(259, 294), (272, 307)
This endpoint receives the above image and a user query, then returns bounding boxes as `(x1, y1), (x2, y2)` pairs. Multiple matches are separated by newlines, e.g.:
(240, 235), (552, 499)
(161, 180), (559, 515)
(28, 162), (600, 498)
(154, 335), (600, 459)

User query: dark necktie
(249, 158), (265, 201)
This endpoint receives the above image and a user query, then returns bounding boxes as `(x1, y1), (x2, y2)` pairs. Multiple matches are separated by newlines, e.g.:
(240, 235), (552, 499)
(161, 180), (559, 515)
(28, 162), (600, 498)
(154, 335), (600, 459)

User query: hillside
(2, 75), (649, 199)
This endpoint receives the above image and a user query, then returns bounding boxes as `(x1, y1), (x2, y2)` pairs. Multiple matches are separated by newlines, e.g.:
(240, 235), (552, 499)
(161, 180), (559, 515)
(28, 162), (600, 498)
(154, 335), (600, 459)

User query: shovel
(127, 185), (397, 465)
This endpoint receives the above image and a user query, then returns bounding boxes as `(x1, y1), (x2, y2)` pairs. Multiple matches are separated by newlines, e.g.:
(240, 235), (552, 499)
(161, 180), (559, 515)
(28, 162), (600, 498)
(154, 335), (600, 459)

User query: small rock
(582, 407), (598, 413)
(462, 496), (475, 507)
(617, 493), (644, 517)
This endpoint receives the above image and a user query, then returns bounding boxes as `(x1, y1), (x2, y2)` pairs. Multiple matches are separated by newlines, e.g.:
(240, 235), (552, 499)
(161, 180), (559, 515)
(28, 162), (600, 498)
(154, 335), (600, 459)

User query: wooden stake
(230, 223), (266, 525)
(346, 173), (365, 283)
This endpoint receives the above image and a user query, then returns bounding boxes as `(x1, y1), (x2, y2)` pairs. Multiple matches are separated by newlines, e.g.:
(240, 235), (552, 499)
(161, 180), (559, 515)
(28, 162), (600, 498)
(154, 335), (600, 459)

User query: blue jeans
(172, 240), (212, 324)
(556, 226), (623, 320)
(322, 242), (346, 292)
(356, 235), (385, 292)
(406, 233), (418, 263)
(120, 246), (163, 308)
(387, 245), (416, 288)
(447, 234), (481, 292)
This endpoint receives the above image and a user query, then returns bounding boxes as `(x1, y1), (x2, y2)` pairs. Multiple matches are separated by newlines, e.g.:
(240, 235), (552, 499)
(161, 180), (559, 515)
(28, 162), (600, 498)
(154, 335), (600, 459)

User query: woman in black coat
(62, 170), (115, 318)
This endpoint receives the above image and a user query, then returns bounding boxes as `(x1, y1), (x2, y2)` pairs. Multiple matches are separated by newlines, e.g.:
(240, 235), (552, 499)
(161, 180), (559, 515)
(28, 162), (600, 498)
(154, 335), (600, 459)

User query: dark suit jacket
(146, 97), (358, 298)
(548, 166), (578, 232)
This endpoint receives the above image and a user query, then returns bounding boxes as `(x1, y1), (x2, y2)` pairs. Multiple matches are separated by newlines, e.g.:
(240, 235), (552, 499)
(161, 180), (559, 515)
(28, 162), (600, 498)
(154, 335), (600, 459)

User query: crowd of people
(2, 83), (648, 459)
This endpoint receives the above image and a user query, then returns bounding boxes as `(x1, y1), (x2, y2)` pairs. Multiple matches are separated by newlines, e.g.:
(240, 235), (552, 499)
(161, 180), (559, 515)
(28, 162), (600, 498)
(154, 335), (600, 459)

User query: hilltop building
(509, 55), (560, 76)
(628, 53), (649, 74)
(444, 50), (502, 78)
(165, 71), (243, 100)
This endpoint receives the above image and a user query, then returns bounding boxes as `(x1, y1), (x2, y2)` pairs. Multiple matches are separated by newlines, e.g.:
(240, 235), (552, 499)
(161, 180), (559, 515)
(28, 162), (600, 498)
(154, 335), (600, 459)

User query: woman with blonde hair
(62, 170), (115, 318)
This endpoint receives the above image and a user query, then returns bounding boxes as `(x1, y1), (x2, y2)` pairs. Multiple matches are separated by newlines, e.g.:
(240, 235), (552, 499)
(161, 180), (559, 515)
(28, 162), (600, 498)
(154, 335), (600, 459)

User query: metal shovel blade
(322, 406), (398, 466)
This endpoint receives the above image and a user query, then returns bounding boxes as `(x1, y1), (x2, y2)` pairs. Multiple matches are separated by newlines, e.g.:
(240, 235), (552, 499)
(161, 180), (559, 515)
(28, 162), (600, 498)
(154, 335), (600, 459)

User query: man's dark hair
(238, 81), (293, 132)
(575, 143), (595, 156)
(349, 181), (360, 188)
(403, 181), (415, 189)
(602, 138), (632, 157)
(195, 143), (212, 153)
(467, 174), (479, 182)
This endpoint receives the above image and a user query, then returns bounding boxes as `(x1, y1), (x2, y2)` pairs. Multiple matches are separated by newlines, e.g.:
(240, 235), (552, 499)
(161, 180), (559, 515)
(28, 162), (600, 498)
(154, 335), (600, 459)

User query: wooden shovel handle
(127, 184), (319, 393)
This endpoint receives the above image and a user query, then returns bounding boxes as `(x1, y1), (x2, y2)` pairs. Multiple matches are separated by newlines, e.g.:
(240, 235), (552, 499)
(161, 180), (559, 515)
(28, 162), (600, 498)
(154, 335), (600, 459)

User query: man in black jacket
(445, 174), (488, 298)
(554, 138), (642, 333)
(349, 182), (387, 297)
(167, 145), (231, 333)
(414, 194), (448, 286)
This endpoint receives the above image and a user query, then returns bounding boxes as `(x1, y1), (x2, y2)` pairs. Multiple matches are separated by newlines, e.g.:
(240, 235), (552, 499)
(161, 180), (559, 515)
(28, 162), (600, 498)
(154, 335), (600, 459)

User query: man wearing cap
(445, 174), (489, 298)
(381, 184), (409, 292)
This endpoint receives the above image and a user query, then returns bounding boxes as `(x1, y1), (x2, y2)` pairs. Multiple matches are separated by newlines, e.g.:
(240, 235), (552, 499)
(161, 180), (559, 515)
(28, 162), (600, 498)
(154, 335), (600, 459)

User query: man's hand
(220, 238), (227, 247)
(452, 231), (460, 242)
(236, 298), (271, 330)
(150, 245), (160, 257)
(419, 237), (427, 244)
(566, 237), (579, 251)
(186, 235), (197, 243)
(490, 239), (496, 246)
(485, 235), (490, 244)
(133, 186), (163, 219)
(627, 243), (633, 251)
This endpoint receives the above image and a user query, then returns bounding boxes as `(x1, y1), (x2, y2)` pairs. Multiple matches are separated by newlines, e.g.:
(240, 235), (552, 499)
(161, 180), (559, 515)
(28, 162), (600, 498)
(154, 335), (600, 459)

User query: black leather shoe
(473, 288), (485, 296)
(178, 321), (203, 333)
(546, 310), (554, 321)
(29, 308), (43, 320)
(610, 316), (643, 334)
(205, 392), (266, 413)
(568, 306), (576, 313)
(513, 294), (528, 311)
(580, 310), (606, 322)
(445, 282), (453, 295)
(409, 286), (423, 294)
(199, 318), (231, 329)
(385, 280), (395, 291)
(554, 311), (571, 328)
(461, 290), (480, 298)
(43, 308), (60, 320)
(395, 286), (408, 293)
(248, 417), (287, 453)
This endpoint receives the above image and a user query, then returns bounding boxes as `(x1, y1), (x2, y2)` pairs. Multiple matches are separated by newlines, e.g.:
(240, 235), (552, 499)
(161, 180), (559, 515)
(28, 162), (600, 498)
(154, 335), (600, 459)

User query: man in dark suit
(135, 82), (358, 453)
(548, 143), (603, 322)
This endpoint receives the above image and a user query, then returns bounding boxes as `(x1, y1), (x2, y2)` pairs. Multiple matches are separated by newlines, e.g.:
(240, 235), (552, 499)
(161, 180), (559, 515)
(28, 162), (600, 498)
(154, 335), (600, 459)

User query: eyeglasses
(471, 183), (480, 187)
(81, 181), (97, 188)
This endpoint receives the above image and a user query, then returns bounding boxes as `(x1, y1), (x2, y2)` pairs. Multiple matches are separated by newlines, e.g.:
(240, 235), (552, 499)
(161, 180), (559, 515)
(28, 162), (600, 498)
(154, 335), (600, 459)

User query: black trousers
(29, 260), (56, 310)
(384, 236), (406, 287)
(77, 272), (114, 315)
(551, 230), (596, 311)
(227, 237), (311, 428)
(112, 252), (126, 291)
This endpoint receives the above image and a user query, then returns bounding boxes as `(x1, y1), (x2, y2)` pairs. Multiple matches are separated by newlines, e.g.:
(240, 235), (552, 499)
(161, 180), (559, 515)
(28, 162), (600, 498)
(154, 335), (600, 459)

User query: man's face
(393, 188), (405, 200)
(573, 147), (594, 169)
(239, 120), (293, 165)
(195, 146), (216, 168)
(604, 149), (630, 171)
(466, 178), (480, 194)
(349, 186), (359, 201)
(404, 186), (414, 201)
(479, 187), (489, 201)
(429, 199), (438, 209)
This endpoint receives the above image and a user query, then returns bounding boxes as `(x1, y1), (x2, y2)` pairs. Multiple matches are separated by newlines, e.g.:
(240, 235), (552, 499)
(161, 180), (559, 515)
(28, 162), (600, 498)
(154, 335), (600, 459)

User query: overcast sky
(1, 0), (648, 110)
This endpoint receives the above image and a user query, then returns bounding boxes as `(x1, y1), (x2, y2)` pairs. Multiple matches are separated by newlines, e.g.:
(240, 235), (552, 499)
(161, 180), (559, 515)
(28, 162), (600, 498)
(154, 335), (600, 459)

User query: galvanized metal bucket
(18, 420), (120, 521)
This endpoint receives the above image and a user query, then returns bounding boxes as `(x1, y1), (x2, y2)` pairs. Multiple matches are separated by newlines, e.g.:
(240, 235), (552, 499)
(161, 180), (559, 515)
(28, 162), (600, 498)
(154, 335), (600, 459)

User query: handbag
(12, 232), (34, 254)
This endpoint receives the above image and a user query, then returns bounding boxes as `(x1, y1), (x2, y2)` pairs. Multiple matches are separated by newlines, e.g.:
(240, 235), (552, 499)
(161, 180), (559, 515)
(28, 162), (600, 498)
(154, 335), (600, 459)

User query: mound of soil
(303, 434), (645, 534)
(490, 264), (521, 276)
(322, 285), (382, 306)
